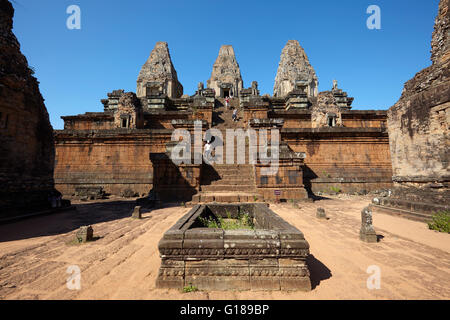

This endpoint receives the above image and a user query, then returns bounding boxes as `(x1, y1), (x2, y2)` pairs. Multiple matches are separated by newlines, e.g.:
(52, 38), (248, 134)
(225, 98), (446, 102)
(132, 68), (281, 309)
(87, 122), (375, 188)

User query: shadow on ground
(0, 199), (177, 243)
(307, 254), (332, 290)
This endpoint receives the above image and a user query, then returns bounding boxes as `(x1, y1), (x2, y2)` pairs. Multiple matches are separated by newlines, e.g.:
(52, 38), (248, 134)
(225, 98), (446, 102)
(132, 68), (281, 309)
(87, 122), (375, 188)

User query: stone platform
(371, 192), (449, 223)
(156, 203), (311, 291)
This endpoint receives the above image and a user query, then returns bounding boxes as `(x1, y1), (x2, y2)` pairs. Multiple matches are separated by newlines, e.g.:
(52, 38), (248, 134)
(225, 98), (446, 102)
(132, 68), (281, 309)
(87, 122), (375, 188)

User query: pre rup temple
(53, 41), (391, 203)
(1, 0), (449, 222)
(0, 0), (449, 296)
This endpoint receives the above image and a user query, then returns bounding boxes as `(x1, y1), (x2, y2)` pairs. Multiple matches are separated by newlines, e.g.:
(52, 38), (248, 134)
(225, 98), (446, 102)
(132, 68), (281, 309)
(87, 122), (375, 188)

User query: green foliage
(198, 211), (254, 230)
(329, 186), (341, 193)
(427, 211), (450, 233)
(198, 216), (221, 229)
(253, 195), (258, 202)
(182, 284), (199, 293)
(322, 171), (331, 178)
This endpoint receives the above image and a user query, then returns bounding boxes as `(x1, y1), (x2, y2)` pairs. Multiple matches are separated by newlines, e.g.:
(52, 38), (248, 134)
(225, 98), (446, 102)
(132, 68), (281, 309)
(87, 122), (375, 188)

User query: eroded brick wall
(285, 130), (392, 194)
(54, 130), (170, 197)
(387, 0), (449, 206)
(0, 0), (56, 215)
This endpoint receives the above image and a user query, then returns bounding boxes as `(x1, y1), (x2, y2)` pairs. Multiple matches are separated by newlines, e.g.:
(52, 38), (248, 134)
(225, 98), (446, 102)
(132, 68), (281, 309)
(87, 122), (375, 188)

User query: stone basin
(156, 203), (311, 291)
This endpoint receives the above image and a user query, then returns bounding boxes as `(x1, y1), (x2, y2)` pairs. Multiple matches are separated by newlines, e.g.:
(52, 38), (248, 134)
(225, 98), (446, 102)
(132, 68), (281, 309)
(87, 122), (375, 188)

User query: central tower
(273, 40), (318, 98)
(207, 45), (243, 98)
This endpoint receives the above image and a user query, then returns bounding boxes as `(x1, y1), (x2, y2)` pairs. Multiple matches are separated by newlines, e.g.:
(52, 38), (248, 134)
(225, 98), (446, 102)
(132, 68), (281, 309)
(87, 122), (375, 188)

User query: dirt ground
(0, 195), (449, 300)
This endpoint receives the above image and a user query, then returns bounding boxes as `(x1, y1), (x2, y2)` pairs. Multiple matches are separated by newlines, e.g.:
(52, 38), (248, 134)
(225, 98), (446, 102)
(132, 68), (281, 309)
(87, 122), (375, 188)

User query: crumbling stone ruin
(0, 0), (58, 217)
(372, 0), (450, 221)
(54, 39), (392, 203)
(74, 186), (105, 201)
(274, 40), (318, 98)
(157, 204), (311, 291)
(207, 45), (244, 98)
(136, 41), (183, 99)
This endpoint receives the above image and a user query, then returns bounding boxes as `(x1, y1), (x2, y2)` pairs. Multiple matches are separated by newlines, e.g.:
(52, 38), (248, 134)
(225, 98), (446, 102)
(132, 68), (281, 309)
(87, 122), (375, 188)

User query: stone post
(316, 208), (327, 219)
(76, 225), (94, 243)
(131, 206), (142, 219)
(360, 206), (378, 243)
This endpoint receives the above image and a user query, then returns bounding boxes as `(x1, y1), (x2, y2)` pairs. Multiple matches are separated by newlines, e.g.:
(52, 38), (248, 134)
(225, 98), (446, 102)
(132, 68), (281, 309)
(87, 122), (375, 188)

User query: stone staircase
(213, 98), (242, 130)
(192, 100), (261, 203)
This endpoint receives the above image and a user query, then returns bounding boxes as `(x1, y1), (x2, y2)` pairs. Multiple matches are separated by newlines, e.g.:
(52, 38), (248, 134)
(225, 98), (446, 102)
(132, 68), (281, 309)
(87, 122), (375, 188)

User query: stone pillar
(316, 208), (327, 219)
(76, 225), (94, 243)
(360, 206), (378, 243)
(131, 206), (142, 219)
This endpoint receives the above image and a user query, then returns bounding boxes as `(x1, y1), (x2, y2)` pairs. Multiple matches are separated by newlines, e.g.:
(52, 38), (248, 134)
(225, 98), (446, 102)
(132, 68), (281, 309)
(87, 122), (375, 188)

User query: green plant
(198, 212), (254, 230)
(182, 284), (199, 293)
(198, 216), (221, 229)
(329, 186), (341, 193)
(427, 211), (450, 233)
(290, 199), (299, 208)
(253, 195), (258, 202)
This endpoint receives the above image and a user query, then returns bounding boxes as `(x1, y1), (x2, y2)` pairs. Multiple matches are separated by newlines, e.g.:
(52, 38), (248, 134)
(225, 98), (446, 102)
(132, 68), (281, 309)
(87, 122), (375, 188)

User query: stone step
(200, 185), (257, 192)
(205, 178), (255, 185)
(202, 171), (253, 178)
(370, 204), (433, 223)
(201, 172), (253, 180)
(209, 164), (253, 169)
(192, 192), (262, 204)
(203, 167), (253, 174)
(202, 174), (251, 180)
(377, 197), (448, 216)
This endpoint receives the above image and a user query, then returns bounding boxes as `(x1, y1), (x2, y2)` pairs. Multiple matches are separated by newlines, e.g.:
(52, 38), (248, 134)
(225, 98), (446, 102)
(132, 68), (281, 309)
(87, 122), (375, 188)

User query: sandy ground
(0, 195), (449, 300)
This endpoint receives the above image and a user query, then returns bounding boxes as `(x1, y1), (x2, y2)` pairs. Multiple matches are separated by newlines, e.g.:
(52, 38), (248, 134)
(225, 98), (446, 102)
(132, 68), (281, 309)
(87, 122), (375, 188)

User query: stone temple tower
(207, 45), (243, 98)
(136, 42), (183, 99)
(273, 40), (318, 98)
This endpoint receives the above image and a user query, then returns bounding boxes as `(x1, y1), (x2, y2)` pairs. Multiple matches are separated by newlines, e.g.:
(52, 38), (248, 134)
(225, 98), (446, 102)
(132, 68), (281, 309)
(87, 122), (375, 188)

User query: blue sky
(11, 0), (439, 129)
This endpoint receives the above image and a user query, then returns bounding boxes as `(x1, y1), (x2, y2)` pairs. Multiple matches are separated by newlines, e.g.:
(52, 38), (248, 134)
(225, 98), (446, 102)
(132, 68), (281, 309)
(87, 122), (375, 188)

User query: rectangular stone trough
(156, 203), (311, 291)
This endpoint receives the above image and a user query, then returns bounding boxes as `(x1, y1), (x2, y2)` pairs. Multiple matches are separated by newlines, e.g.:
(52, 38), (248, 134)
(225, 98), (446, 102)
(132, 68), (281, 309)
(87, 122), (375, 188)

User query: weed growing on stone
(182, 284), (199, 293)
(427, 211), (450, 233)
(329, 186), (341, 194)
(198, 211), (254, 230)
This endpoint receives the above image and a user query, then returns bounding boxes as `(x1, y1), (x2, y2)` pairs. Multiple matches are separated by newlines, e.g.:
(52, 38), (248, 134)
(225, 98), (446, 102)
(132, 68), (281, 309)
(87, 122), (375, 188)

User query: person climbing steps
(232, 108), (238, 122)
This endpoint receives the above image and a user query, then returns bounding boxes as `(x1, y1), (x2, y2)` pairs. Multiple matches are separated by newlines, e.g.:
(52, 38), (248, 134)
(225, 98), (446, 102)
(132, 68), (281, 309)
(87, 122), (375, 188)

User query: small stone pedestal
(360, 206), (377, 243)
(131, 206), (142, 219)
(76, 226), (94, 243)
(316, 208), (327, 219)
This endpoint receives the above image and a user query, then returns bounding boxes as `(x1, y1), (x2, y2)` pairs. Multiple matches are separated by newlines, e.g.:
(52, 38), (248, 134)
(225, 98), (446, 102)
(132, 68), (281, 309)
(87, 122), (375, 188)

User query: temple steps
(206, 178), (253, 185)
(212, 99), (243, 130)
(191, 192), (262, 204)
(200, 184), (256, 192)
(195, 99), (255, 203)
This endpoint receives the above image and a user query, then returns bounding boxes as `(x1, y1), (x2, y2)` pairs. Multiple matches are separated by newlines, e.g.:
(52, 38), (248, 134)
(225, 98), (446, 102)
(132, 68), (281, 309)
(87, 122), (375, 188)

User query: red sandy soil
(0, 195), (448, 300)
